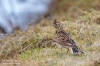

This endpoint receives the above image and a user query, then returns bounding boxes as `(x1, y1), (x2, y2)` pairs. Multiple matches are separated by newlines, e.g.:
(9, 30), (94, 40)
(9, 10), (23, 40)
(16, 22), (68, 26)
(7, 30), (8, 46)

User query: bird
(52, 19), (84, 54)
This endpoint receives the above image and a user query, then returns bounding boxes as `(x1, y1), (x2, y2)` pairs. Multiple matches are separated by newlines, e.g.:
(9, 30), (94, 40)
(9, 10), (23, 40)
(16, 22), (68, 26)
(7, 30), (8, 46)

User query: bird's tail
(72, 45), (84, 53)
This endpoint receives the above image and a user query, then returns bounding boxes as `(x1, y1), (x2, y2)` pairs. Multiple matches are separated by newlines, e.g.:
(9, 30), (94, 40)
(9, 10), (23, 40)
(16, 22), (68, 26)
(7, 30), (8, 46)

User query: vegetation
(0, 0), (100, 66)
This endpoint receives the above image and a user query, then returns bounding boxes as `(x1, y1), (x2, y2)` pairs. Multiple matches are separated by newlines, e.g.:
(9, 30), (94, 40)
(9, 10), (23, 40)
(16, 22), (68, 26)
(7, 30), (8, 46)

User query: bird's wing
(56, 31), (76, 46)
(63, 31), (76, 44)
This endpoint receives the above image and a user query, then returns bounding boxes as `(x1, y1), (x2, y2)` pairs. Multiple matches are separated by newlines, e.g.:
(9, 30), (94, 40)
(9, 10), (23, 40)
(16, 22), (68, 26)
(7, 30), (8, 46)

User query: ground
(0, 0), (100, 66)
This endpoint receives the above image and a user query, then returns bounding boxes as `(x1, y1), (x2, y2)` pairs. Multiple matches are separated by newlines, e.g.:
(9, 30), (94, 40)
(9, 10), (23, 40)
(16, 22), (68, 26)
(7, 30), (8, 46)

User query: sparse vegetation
(0, 0), (100, 66)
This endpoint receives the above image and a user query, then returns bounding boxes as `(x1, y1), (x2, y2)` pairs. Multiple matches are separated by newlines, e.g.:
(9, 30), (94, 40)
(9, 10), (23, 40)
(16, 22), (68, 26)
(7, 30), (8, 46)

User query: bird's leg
(66, 48), (69, 53)
(70, 48), (74, 54)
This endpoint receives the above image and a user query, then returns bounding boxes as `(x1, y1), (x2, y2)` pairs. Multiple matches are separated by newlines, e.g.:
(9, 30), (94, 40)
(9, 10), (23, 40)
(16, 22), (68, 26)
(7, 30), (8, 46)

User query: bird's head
(53, 19), (63, 30)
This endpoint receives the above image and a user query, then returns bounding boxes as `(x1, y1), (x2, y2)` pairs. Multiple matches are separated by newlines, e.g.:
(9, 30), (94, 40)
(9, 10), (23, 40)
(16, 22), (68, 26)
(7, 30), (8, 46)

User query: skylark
(53, 19), (83, 53)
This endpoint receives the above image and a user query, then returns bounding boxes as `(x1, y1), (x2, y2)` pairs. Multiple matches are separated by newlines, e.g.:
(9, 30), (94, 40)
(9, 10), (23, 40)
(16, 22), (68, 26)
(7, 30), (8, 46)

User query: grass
(18, 14), (100, 66)
(0, 0), (100, 66)
(0, 11), (100, 66)
(17, 12), (100, 66)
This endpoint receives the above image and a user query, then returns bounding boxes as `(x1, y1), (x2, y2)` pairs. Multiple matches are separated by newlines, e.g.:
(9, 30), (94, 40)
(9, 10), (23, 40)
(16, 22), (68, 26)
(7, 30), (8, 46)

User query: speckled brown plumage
(53, 19), (83, 53)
